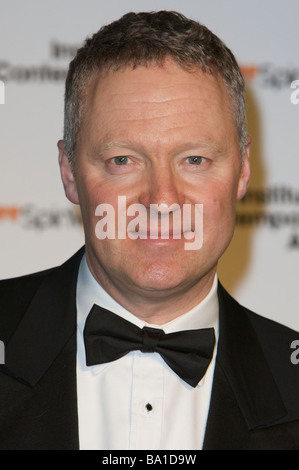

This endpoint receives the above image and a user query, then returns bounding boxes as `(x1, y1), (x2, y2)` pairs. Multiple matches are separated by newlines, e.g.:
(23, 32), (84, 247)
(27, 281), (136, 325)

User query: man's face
(59, 60), (250, 310)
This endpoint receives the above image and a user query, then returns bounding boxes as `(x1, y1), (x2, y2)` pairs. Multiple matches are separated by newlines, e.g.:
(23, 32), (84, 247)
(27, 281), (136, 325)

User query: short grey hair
(63, 11), (247, 167)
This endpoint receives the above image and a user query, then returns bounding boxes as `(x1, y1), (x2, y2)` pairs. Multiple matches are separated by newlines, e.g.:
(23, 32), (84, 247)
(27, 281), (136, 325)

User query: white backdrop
(0, 0), (299, 329)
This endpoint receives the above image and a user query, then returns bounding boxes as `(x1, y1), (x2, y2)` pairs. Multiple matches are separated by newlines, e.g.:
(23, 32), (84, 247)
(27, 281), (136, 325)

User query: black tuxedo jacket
(1, 247), (299, 450)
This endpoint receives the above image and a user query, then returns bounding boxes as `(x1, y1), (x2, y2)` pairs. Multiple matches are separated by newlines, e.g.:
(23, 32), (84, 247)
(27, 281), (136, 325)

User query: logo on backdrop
(241, 65), (299, 90)
(237, 186), (299, 249)
(0, 41), (77, 84)
(0, 204), (82, 230)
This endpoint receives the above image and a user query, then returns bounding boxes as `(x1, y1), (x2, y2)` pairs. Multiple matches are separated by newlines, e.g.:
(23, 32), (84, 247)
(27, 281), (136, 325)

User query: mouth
(127, 230), (195, 240)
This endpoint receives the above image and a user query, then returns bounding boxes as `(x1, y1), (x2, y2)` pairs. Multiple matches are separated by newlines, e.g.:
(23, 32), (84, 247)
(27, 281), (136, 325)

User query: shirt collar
(77, 254), (219, 338)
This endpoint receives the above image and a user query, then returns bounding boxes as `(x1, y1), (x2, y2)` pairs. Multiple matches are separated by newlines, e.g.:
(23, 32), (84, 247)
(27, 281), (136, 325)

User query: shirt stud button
(145, 403), (153, 412)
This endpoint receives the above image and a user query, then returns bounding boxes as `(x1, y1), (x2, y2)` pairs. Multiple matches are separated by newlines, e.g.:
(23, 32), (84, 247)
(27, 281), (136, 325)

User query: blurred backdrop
(0, 0), (299, 329)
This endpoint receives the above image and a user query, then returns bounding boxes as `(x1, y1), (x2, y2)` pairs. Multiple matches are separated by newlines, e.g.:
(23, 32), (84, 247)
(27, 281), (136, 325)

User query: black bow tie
(84, 305), (215, 388)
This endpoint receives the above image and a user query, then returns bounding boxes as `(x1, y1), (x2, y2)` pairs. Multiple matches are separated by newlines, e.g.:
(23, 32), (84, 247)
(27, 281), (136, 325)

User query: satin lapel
(3, 247), (84, 386)
(0, 247), (84, 450)
(203, 284), (287, 449)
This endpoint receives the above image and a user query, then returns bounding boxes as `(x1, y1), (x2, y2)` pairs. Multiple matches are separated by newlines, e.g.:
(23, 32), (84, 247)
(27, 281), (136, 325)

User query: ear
(57, 140), (79, 204)
(237, 136), (251, 201)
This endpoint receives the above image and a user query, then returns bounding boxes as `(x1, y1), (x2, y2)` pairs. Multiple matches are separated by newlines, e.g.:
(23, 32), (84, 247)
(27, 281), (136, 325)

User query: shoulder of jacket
(0, 267), (58, 342)
(219, 282), (299, 420)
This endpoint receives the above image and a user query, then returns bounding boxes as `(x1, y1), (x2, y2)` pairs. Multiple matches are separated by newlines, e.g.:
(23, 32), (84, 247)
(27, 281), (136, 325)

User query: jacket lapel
(3, 247), (84, 386)
(0, 247), (84, 449)
(203, 284), (287, 449)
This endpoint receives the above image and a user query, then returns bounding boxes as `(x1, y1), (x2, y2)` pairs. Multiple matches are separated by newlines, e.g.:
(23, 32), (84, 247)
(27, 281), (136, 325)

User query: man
(0, 11), (299, 450)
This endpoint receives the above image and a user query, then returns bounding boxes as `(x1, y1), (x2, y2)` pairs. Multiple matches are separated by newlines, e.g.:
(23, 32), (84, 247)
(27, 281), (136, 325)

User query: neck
(85, 252), (217, 325)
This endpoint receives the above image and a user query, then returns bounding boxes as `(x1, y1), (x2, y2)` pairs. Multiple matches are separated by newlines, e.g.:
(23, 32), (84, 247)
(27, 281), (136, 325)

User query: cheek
(201, 181), (237, 238)
(76, 173), (115, 217)
(75, 178), (103, 239)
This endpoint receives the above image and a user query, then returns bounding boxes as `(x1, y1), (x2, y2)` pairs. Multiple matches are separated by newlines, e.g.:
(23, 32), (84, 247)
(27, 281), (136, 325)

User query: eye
(186, 156), (205, 165)
(111, 156), (131, 165)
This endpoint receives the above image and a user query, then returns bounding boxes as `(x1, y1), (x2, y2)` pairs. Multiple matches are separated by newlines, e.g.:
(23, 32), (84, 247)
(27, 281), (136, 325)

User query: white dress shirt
(76, 255), (219, 450)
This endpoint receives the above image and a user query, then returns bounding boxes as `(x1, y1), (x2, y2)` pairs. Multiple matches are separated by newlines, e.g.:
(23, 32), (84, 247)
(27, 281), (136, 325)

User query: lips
(128, 230), (194, 239)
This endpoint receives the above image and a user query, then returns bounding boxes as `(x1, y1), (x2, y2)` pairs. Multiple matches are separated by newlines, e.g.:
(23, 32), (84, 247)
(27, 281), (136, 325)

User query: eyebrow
(89, 139), (226, 157)
(88, 140), (137, 157)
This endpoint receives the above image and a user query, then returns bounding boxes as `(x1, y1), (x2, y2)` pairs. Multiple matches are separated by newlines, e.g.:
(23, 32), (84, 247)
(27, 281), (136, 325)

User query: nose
(138, 166), (185, 209)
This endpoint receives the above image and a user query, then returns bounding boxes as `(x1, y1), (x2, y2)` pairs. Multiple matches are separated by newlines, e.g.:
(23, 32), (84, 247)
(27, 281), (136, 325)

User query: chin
(129, 264), (194, 295)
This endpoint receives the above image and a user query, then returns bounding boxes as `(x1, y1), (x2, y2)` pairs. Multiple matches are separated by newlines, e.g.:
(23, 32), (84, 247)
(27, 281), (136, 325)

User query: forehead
(81, 60), (237, 146)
